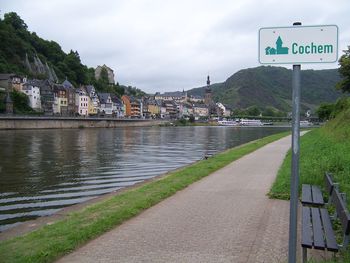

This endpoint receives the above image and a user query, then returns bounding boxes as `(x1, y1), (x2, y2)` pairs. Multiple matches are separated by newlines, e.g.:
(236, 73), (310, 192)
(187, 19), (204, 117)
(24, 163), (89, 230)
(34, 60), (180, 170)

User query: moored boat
(239, 119), (263, 126)
(217, 120), (239, 126)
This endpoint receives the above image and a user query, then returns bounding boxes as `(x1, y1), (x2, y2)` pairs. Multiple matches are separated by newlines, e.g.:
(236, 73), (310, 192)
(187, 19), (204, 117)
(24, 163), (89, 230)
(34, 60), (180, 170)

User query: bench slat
(311, 207), (325, 249)
(301, 206), (313, 248)
(302, 184), (313, 205)
(320, 208), (338, 252)
(311, 185), (325, 206)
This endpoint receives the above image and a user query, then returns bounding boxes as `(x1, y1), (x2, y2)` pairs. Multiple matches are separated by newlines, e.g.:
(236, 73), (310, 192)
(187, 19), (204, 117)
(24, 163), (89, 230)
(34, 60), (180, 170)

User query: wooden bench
(301, 187), (350, 262)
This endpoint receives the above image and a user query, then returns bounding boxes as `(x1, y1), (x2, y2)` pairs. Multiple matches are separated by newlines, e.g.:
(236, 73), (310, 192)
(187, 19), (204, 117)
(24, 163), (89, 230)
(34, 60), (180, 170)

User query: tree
(331, 97), (350, 118)
(231, 108), (247, 116)
(3, 12), (28, 31)
(246, 106), (260, 116)
(63, 50), (86, 85)
(262, 106), (275, 117)
(336, 46), (350, 93)
(316, 103), (334, 121)
(10, 90), (33, 113)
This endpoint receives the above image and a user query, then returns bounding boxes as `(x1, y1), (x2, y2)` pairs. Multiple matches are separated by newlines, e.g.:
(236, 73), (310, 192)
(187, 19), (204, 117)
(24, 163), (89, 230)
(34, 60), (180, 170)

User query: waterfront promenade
(57, 135), (296, 263)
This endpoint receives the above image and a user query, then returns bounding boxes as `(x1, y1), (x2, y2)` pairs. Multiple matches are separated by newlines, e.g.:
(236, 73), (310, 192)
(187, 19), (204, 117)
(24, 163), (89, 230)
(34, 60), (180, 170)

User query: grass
(269, 110), (350, 204)
(0, 131), (290, 263)
(269, 105), (350, 262)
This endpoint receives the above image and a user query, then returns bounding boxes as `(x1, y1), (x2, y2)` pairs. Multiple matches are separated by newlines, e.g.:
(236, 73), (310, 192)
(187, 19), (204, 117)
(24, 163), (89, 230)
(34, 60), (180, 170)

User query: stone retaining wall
(0, 117), (166, 129)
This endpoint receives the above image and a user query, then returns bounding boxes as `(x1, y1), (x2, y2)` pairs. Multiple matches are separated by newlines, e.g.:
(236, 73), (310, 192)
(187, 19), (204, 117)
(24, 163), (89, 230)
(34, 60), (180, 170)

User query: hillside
(188, 66), (341, 112)
(0, 12), (146, 97)
(0, 12), (95, 87)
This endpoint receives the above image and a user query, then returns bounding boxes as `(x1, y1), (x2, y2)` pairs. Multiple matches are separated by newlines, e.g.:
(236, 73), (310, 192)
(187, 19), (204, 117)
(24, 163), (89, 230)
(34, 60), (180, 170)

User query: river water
(0, 126), (289, 231)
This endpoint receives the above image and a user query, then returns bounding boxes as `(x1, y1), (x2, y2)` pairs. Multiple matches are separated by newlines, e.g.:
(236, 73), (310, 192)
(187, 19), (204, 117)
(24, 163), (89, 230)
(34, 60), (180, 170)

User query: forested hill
(0, 12), (146, 97)
(0, 12), (96, 87)
(188, 66), (341, 112)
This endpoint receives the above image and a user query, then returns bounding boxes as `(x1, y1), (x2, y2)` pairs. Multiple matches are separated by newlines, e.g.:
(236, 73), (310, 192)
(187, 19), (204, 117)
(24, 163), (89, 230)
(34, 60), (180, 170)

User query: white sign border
(258, 24), (339, 65)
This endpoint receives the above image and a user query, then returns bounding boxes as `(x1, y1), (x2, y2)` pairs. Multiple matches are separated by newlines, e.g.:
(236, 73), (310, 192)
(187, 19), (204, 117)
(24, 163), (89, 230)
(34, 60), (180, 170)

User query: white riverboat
(239, 119), (263, 126)
(217, 120), (239, 126)
(300, 120), (312, 126)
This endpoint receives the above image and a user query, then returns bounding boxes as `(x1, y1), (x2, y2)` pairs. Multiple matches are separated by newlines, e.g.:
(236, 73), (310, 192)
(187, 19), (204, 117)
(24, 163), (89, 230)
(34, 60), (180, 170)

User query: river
(0, 126), (289, 231)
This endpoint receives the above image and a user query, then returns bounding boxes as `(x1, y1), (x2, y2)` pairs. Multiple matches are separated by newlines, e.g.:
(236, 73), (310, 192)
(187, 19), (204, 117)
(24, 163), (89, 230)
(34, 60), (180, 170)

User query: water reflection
(0, 126), (288, 231)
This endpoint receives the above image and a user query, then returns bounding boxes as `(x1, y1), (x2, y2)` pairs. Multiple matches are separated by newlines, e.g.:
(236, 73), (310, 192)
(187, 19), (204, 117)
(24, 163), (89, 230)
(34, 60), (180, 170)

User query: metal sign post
(258, 22), (338, 263)
(288, 21), (302, 262)
(288, 62), (301, 263)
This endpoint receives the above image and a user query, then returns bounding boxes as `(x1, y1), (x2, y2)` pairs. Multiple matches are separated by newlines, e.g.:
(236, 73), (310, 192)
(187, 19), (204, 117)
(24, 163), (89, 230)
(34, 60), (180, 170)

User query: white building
(76, 87), (89, 116)
(21, 80), (42, 111)
(154, 91), (187, 103)
(98, 93), (113, 115)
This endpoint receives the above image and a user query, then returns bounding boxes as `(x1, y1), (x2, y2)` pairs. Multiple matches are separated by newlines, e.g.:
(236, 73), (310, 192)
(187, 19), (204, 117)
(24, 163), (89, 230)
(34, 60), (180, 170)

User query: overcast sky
(2, 0), (350, 93)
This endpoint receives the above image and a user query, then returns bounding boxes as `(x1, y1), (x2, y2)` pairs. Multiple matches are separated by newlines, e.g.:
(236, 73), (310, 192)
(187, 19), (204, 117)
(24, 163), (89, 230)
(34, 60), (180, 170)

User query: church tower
(204, 75), (212, 106)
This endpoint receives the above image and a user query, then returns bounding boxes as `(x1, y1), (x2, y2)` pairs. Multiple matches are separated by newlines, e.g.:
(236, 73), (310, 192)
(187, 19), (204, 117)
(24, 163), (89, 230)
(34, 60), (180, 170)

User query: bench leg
(302, 247), (307, 263)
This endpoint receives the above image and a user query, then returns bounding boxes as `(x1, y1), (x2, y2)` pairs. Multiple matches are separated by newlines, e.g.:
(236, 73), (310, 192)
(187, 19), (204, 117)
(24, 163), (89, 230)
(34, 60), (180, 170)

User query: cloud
(1, 0), (350, 93)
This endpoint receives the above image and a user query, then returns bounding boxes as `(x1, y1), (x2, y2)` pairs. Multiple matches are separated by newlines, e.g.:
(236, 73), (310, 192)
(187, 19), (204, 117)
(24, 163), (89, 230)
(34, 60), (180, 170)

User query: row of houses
(1, 74), (232, 119)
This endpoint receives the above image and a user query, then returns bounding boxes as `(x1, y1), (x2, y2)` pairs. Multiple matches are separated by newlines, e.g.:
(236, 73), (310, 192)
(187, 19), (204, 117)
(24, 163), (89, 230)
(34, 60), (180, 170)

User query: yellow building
(148, 101), (161, 117)
(88, 96), (97, 115)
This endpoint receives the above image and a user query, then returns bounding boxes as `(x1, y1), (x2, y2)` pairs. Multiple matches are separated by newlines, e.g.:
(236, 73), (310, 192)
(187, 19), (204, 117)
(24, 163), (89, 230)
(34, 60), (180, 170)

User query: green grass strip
(0, 131), (290, 263)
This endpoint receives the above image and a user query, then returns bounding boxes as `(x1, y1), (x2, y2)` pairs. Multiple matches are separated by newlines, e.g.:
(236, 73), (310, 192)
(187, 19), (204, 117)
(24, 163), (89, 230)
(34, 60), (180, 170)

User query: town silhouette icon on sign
(265, 36), (289, 55)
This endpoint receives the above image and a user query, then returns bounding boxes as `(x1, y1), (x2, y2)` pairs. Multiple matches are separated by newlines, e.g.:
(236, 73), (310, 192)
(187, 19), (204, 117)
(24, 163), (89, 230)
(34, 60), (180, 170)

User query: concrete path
(57, 135), (294, 263)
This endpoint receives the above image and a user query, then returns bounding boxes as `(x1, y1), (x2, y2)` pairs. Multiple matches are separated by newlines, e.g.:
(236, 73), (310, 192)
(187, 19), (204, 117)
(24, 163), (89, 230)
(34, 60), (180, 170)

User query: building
(160, 102), (167, 119)
(193, 103), (209, 119)
(76, 86), (89, 116)
(121, 95), (140, 118)
(204, 75), (216, 116)
(39, 80), (55, 115)
(62, 79), (76, 116)
(53, 84), (67, 115)
(121, 95), (131, 117)
(130, 97), (141, 118)
(95, 64), (115, 85)
(0, 74), (23, 92)
(223, 105), (232, 117)
(180, 102), (194, 118)
(98, 93), (113, 115)
(147, 99), (161, 118)
(162, 100), (178, 119)
(154, 90), (187, 103)
(204, 75), (212, 106)
(86, 85), (100, 116)
(189, 95), (203, 103)
(140, 97), (151, 119)
(21, 80), (42, 111)
(216, 102), (225, 117)
(111, 95), (124, 118)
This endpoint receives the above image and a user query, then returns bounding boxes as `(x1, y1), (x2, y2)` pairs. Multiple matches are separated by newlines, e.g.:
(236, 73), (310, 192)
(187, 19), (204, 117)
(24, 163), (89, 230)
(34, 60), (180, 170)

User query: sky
(1, 0), (350, 93)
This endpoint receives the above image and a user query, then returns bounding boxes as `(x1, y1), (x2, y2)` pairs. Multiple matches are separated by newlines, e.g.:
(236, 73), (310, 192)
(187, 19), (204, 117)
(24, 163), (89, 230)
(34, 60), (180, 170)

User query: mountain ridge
(187, 66), (341, 112)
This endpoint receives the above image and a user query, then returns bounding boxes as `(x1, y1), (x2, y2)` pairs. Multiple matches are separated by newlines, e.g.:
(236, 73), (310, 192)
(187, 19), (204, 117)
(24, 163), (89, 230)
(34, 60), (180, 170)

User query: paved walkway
(57, 135), (295, 263)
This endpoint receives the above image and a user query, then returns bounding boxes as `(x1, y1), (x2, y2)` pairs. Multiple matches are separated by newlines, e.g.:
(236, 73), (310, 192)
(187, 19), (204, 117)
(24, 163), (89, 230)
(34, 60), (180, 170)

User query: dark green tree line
(337, 46), (350, 93)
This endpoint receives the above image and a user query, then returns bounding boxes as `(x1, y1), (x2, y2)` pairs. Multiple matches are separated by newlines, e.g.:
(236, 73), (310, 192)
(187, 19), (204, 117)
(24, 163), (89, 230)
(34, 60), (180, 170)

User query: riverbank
(0, 116), (167, 129)
(0, 131), (289, 263)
